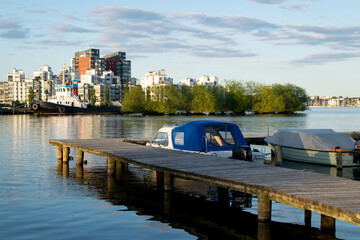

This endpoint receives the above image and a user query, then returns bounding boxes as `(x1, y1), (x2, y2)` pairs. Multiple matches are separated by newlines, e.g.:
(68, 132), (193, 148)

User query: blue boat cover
(171, 120), (248, 152)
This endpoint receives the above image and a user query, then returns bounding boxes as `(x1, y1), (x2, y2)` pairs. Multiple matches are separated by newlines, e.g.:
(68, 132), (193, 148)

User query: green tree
(254, 86), (285, 114)
(121, 86), (145, 113)
(272, 83), (307, 112)
(191, 85), (215, 113)
(91, 88), (97, 106)
(224, 80), (251, 114)
(104, 84), (111, 106)
(28, 87), (34, 104)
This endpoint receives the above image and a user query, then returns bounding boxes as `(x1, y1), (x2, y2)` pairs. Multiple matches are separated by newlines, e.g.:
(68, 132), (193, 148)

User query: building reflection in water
(56, 161), (340, 240)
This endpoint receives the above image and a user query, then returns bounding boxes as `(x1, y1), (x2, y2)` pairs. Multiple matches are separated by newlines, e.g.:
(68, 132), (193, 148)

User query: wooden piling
(107, 157), (116, 176)
(156, 171), (164, 191)
(218, 187), (229, 207)
(57, 146), (63, 160)
(335, 151), (342, 169)
(304, 210), (312, 227)
(258, 193), (272, 222)
(62, 146), (70, 163)
(164, 173), (173, 191)
(274, 145), (282, 166)
(321, 214), (336, 236)
(76, 149), (84, 165)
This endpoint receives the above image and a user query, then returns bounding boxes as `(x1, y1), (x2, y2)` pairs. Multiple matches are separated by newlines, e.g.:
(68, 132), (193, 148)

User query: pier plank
(49, 138), (360, 225)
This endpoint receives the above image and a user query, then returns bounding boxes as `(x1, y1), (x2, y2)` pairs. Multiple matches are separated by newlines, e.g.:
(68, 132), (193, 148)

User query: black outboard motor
(232, 146), (252, 162)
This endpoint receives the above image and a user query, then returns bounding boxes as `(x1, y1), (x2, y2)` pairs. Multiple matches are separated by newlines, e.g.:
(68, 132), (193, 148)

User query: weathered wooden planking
(49, 138), (360, 226)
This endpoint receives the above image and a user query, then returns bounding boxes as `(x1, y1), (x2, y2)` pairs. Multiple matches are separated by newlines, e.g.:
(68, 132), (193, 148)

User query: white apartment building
(33, 65), (53, 81)
(198, 75), (218, 86)
(81, 69), (99, 84)
(179, 77), (197, 86)
(101, 71), (120, 85)
(141, 69), (173, 91)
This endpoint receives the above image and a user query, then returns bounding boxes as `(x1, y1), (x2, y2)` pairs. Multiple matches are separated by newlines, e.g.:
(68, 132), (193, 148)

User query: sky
(1, 0), (360, 97)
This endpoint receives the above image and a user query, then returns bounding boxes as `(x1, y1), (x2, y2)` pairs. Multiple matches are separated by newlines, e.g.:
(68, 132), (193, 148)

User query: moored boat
(30, 85), (120, 115)
(265, 129), (360, 166)
(147, 120), (265, 161)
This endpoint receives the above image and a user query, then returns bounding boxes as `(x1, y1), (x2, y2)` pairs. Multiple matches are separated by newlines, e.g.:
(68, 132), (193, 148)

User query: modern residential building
(104, 52), (131, 100)
(179, 77), (197, 86)
(198, 75), (218, 86)
(33, 65), (53, 81)
(141, 69), (173, 91)
(72, 48), (105, 77)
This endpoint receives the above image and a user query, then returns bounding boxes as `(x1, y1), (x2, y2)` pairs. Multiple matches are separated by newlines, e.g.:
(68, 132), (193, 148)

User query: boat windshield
(204, 125), (236, 147)
(154, 132), (169, 146)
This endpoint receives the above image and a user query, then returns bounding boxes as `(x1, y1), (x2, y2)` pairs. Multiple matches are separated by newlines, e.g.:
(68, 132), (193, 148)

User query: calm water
(1, 107), (360, 239)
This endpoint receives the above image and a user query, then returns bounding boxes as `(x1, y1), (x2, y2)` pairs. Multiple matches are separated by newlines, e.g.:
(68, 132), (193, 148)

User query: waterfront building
(179, 77), (197, 86)
(33, 65), (53, 81)
(72, 48), (105, 77)
(141, 69), (173, 91)
(103, 52), (131, 100)
(0, 82), (5, 104)
(198, 75), (218, 86)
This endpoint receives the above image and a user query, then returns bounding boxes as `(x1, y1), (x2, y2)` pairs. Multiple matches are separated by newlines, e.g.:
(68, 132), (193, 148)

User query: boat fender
(232, 146), (252, 162)
(32, 103), (39, 110)
(59, 107), (65, 113)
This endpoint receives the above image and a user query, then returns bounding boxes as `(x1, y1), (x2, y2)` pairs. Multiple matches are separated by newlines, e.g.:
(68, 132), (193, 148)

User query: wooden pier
(50, 138), (360, 232)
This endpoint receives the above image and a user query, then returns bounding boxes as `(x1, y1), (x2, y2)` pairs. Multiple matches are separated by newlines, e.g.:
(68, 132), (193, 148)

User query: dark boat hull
(30, 101), (121, 115)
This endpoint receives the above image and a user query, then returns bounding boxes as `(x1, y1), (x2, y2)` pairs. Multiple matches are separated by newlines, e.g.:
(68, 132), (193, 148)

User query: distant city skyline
(1, 0), (360, 96)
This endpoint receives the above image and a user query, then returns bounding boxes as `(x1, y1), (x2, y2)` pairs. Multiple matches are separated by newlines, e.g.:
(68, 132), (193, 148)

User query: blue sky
(1, 0), (360, 96)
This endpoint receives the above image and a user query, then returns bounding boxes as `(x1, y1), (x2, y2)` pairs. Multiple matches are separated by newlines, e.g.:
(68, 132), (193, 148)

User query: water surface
(1, 107), (360, 239)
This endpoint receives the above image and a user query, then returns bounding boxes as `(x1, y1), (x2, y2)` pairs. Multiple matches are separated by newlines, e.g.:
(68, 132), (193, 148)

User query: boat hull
(271, 145), (358, 167)
(30, 101), (121, 115)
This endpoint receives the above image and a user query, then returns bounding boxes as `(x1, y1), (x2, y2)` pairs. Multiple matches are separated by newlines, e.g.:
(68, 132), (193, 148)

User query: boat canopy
(171, 120), (247, 152)
(265, 129), (355, 151)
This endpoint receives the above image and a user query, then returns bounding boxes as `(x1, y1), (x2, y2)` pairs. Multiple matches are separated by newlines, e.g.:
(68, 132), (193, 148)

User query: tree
(91, 88), (97, 106)
(272, 83), (307, 112)
(121, 86), (145, 113)
(28, 87), (34, 104)
(224, 80), (251, 114)
(104, 84), (111, 106)
(254, 86), (285, 114)
(191, 85), (215, 113)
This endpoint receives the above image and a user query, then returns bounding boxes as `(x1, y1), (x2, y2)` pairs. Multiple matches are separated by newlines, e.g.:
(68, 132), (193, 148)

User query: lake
(1, 107), (360, 239)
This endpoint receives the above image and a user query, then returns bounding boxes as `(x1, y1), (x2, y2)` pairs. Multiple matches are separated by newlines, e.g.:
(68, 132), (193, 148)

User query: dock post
(156, 171), (164, 191)
(304, 210), (312, 227)
(57, 145), (63, 161)
(274, 146), (282, 166)
(107, 157), (116, 176)
(335, 151), (342, 169)
(164, 173), (173, 191)
(76, 149), (84, 165)
(116, 162), (128, 181)
(62, 146), (70, 163)
(321, 214), (335, 236)
(257, 221), (271, 240)
(218, 187), (229, 207)
(258, 193), (272, 222)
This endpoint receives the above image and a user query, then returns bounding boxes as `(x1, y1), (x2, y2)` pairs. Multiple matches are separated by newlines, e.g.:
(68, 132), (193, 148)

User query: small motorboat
(265, 129), (360, 167)
(147, 120), (265, 161)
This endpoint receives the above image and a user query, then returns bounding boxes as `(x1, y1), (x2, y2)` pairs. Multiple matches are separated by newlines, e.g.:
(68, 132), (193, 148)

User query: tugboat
(30, 67), (121, 115)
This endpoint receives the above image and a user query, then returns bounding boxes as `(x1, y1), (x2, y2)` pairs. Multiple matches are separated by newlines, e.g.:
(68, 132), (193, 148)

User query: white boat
(147, 120), (265, 161)
(265, 129), (360, 167)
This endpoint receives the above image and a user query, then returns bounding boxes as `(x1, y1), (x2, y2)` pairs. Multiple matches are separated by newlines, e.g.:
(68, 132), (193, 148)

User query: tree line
(121, 80), (308, 115)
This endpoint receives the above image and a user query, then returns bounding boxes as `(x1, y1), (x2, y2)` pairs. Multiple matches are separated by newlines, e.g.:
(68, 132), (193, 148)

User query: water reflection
(55, 162), (340, 240)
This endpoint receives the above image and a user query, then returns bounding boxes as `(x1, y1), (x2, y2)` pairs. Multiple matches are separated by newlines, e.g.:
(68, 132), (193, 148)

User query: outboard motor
(354, 140), (360, 164)
(232, 146), (252, 162)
